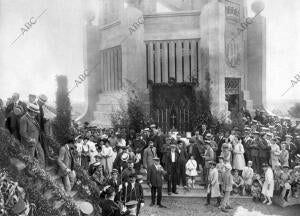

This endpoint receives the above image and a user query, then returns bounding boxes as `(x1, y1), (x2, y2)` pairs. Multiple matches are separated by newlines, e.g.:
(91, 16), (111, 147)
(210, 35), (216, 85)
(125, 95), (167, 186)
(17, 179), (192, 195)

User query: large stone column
(121, 0), (147, 102)
(200, 0), (228, 116)
(78, 13), (100, 122)
(247, 14), (266, 110)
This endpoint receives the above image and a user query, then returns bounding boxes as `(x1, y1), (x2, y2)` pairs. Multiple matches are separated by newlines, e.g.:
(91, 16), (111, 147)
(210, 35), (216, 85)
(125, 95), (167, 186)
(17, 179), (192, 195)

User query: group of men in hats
(3, 93), (50, 168)
(100, 167), (145, 216)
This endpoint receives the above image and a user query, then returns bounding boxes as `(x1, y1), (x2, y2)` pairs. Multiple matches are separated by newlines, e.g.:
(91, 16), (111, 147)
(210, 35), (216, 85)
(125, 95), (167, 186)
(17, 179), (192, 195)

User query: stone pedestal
(200, 0), (228, 117)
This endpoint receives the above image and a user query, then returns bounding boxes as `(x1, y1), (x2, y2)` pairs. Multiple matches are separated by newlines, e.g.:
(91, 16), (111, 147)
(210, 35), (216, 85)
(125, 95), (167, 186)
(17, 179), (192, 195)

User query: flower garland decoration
(0, 128), (80, 216)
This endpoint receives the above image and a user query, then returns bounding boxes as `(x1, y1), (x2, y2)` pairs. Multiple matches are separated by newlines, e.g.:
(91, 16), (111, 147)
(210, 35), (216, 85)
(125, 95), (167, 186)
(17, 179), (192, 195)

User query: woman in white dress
(99, 139), (114, 175)
(270, 137), (281, 169)
(262, 163), (274, 205)
(232, 137), (246, 171)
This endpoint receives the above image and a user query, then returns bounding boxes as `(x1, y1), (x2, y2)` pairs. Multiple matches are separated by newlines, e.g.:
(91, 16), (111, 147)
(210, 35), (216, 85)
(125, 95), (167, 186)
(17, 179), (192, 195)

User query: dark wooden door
(150, 84), (195, 134)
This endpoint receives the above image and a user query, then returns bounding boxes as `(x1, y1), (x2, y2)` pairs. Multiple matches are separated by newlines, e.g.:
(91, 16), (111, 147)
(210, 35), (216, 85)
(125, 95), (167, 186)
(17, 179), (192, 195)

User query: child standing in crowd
(205, 161), (221, 207)
(216, 156), (225, 193)
(186, 155), (198, 188)
(262, 163), (274, 205)
(242, 161), (254, 196)
(279, 165), (291, 201)
(220, 164), (233, 213)
(251, 179), (262, 202)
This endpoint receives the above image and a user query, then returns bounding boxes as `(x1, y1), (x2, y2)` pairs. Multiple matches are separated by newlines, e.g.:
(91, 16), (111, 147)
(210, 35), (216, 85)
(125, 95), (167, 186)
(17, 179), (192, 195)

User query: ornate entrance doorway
(150, 84), (196, 134)
(225, 78), (241, 112)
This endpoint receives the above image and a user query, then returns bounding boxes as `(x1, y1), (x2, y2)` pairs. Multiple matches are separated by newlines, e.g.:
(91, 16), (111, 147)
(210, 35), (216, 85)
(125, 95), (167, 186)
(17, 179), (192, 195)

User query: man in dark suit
(147, 157), (167, 208)
(165, 144), (179, 195)
(200, 123), (209, 138)
(122, 173), (144, 215)
(36, 94), (51, 165)
(108, 169), (122, 201)
(5, 93), (26, 140)
(19, 103), (45, 168)
(57, 138), (76, 194)
(215, 130), (226, 157)
(177, 142), (188, 187)
(100, 186), (125, 216)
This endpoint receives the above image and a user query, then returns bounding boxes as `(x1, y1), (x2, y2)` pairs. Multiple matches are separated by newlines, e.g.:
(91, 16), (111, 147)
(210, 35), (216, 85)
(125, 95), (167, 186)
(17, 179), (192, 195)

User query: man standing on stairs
(147, 157), (167, 208)
(36, 94), (52, 166)
(19, 102), (45, 168)
(177, 142), (188, 188)
(165, 144), (179, 195)
(143, 141), (157, 170)
(57, 138), (76, 195)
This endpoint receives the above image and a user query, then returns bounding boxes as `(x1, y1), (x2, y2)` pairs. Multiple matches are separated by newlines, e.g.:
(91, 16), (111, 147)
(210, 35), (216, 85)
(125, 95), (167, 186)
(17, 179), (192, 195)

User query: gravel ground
(139, 197), (300, 216)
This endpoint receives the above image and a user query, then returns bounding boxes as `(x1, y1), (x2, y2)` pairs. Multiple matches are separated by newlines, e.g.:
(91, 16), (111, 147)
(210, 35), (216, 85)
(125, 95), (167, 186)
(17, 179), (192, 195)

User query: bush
(53, 76), (72, 145)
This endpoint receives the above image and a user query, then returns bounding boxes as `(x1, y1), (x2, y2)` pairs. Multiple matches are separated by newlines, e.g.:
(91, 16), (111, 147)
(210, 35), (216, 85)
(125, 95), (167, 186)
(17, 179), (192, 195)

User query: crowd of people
(1, 92), (300, 215)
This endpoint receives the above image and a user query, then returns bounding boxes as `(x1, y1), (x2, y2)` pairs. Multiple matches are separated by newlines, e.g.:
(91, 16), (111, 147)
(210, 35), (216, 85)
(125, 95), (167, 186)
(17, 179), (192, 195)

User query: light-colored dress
(233, 142), (246, 170)
(270, 144), (281, 169)
(242, 166), (254, 185)
(87, 141), (98, 164)
(186, 159), (198, 177)
(208, 167), (221, 197)
(262, 167), (274, 197)
(100, 145), (114, 173)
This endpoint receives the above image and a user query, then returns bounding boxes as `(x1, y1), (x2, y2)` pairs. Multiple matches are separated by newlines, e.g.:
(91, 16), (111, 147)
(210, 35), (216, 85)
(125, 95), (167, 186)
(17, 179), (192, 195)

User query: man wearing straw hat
(36, 94), (52, 166)
(19, 102), (45, 168)
(147, 157), (167, 208)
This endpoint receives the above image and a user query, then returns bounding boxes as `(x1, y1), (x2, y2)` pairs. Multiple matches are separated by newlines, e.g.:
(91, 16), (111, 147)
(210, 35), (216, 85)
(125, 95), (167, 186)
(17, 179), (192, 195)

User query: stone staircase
(139, 172), (251, 199)
(44, 165), (80, 210)
(273, 195), (300, 208)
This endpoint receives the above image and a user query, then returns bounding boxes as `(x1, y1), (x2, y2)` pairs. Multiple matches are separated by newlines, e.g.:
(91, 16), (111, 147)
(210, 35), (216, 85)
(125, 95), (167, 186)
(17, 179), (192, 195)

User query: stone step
(273, 195), (300, 208)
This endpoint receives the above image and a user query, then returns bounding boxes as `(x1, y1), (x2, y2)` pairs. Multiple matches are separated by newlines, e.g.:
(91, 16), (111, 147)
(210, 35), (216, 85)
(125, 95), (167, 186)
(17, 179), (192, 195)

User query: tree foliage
(53, 75), (72, 145)
(288, 103), (300, 118)
(192, 71), (213, 130)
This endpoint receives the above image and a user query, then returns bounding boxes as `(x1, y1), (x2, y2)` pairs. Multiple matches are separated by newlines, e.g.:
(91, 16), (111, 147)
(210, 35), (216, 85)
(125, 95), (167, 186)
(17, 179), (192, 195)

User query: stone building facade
(80, 0), (266, 132)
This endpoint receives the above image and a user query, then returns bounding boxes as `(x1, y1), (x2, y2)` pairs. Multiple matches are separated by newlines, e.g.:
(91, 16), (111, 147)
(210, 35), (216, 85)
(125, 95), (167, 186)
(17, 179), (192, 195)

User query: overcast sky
(0, 0), (299, 106)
